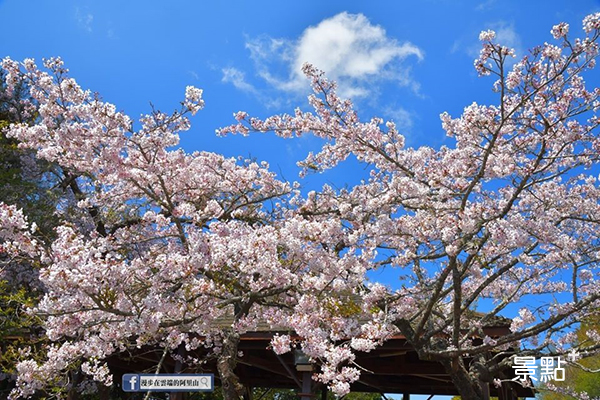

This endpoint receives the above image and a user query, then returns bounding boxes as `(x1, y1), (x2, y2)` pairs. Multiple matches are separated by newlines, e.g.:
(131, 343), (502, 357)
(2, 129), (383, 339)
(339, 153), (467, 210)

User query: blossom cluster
(219, 13), (600, 397)
(2, 12), (600, 400)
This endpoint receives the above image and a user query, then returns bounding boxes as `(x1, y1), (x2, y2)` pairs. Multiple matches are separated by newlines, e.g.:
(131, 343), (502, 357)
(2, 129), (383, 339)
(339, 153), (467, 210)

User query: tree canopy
(1, 12), (600, 400)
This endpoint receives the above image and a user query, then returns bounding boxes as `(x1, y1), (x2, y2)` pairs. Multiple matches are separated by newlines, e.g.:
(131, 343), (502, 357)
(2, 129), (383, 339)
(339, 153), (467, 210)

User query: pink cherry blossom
(3, 11), (600, 400)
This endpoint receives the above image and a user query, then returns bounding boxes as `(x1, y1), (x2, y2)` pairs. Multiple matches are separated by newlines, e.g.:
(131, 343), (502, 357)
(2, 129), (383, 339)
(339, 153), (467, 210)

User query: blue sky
(2, 1), (600, 398)
(1, 0), (598, 190)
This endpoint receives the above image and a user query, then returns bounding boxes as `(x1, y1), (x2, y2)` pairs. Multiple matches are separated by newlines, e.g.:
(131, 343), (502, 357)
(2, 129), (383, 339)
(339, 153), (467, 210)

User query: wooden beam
(275, 353), (303, 389)
(237, 356), (298, 385)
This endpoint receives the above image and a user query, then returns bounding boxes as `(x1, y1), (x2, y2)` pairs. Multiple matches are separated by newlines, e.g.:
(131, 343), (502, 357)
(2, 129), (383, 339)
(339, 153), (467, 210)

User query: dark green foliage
(539, 313), (600, 399)
(0, 70), (60, 398)
(0, 71), (61, 238)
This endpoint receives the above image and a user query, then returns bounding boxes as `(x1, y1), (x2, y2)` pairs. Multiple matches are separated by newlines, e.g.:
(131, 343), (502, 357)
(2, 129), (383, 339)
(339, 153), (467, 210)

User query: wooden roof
(3, 306), (535, 397)
(107, 329), (535, 398)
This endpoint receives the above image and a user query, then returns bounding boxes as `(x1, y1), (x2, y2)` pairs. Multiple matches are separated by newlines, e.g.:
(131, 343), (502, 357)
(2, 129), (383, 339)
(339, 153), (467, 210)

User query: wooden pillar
(402, 393), (410, 400)
(498, 381), (518, 400)
(480, 380), (490, 400)
(299, 371), (312, 400)
(243, 385), (253, 400)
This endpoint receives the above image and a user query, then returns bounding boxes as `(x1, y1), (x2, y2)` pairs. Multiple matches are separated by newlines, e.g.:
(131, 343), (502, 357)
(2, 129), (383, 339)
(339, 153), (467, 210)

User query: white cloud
(227, 12), (424, 101)
(476, 0), (497, 11)
(75, 7), (93, 33)
(494, 23), (522, 56)
(106, 27), (118, 40)
(222, 67), (258, 93)
(293, 13), (422, 80)
(384, 106), (414, 132)
(221, 67), (281, 109)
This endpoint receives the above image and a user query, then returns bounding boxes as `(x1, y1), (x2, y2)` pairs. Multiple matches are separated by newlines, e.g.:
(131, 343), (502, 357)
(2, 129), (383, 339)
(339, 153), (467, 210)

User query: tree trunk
(217, 331), (244, 400)
(441, 358), (483, 400)
(397, 320), (484, 400)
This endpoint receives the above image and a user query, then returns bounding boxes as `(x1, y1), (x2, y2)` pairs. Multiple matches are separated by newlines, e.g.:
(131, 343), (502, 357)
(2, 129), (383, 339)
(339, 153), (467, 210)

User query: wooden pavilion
(2, 307), (535, 399)
(106, 324), (535, 400)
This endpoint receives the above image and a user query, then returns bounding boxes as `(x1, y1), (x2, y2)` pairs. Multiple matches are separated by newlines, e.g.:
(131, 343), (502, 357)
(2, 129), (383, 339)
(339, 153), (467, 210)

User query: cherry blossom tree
(0, 71), (62, 399)
(1, 53), (384, 400)
(3, 11), (600, 400)
(0, 57), (322, 399)
(220, 13), (600, 400)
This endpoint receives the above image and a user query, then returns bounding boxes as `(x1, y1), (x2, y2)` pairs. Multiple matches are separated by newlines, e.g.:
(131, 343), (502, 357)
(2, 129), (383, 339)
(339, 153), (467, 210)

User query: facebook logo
(122, 374), (139, 392)
(121, 373), (214, 392)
